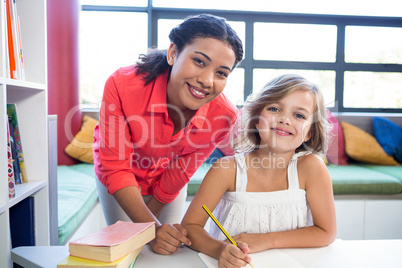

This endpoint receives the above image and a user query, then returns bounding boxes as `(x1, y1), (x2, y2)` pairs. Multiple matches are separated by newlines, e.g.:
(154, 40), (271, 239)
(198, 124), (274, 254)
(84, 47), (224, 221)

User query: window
(80, 1), (402, 112)
(345, 26), (402, 64)
(79, 10), (148, 107)
(254, 23), (337, 62)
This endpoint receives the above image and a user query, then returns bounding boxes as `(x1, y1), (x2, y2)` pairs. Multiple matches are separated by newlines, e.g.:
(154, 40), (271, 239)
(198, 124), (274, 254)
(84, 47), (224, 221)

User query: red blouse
(93, 66), (238, 204)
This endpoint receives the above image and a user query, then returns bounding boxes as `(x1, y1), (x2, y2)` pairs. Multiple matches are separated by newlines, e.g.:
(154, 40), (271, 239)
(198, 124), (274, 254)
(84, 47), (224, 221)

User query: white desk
(11, 239), (402, 268)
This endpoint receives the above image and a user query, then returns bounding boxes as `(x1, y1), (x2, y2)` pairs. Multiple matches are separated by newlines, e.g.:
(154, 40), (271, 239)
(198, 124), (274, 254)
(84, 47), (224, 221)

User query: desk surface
(11, 239), (402, 268)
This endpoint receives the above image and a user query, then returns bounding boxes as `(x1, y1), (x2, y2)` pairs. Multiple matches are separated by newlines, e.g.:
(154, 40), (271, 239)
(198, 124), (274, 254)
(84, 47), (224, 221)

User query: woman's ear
(167, 42), (177, 66)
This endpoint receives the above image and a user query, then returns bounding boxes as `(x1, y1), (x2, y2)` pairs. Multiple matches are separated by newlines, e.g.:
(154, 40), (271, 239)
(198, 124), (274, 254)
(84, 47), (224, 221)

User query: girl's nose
(278, 114), (291, 125)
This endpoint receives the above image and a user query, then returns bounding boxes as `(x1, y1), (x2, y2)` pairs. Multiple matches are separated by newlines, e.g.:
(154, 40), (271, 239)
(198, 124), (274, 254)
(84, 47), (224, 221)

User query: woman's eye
(217, 71), (228, 78)
(268, 107), (279, 112)
(193, 58), (205, 66)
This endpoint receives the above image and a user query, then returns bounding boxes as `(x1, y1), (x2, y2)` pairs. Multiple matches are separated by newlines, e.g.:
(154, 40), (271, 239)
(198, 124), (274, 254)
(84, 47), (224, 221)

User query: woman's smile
(187, 83), (209, 99)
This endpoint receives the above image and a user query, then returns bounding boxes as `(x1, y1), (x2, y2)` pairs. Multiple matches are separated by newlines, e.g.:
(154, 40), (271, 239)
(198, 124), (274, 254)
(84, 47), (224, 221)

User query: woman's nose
(197, 71), (213, 88)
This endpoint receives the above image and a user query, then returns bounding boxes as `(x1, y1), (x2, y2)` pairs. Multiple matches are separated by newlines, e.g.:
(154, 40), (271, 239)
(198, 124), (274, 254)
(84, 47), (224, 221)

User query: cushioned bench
(57, 163), (97, 245)
(187, 161), (402, 196)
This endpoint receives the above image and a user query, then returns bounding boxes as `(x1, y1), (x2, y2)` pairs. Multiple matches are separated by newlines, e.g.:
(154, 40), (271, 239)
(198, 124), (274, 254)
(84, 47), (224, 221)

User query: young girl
(181, 74), (337, 267)
(92, 14), (243, 255)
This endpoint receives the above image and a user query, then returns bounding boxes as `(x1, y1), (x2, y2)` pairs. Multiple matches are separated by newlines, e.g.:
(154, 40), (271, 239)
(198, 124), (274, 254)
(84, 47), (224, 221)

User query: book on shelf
(7, 120), (15, 198)
(7, 103), (27, 183)
(68, 221), (155, 263)
(5, 0), (24, 80)
(10, 196), (36, 248)
(5, 0), (16, 79)
(8, 117), (22, 184)
(58, 245), (143, 268)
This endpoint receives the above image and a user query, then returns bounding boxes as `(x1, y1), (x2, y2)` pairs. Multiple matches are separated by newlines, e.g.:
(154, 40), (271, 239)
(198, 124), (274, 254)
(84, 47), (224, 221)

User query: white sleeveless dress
(209, 152), (313, 241)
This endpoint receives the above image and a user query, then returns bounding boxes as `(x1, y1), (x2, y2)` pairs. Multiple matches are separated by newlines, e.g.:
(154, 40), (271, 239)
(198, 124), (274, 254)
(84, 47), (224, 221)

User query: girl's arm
(181, 157), (252, 267)
(232, 154), (337, 253)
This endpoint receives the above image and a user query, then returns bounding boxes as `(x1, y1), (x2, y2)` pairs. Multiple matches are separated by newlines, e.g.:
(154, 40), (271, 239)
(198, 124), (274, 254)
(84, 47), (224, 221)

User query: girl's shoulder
(297, 153), (325, 165)
(297, 153), (330, 186)
(205, 156), (237, 191)
(211, 155), (237, 173)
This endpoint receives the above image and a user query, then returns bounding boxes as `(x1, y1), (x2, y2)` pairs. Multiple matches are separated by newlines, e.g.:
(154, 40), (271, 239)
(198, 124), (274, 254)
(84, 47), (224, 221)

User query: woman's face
(166, 37), (236, 111)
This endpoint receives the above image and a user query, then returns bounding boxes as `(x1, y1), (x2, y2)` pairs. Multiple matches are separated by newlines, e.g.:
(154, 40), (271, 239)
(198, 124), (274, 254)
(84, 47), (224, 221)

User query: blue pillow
(204, 148), (224, 164)
(373, 117), (402, 163)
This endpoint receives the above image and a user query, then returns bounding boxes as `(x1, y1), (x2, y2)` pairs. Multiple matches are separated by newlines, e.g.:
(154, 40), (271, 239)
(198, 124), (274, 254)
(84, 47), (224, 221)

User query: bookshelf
(0, 0), (48, 267)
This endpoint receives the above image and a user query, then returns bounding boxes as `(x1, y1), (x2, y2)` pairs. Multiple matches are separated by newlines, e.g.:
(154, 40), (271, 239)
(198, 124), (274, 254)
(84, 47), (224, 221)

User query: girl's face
(166, 37), (236, 111)
(256, 90), (315, 153)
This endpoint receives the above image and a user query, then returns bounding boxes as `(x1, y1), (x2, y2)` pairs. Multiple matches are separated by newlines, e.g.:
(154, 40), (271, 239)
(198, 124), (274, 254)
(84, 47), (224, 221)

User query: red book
(7, 121), (15, 198)
(68, 221), (155, 263)
(6, 0), (17, 79)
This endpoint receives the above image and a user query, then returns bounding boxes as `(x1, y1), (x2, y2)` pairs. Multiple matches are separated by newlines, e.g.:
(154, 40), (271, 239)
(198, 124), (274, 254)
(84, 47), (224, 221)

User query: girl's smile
(271, 126), (293, 136)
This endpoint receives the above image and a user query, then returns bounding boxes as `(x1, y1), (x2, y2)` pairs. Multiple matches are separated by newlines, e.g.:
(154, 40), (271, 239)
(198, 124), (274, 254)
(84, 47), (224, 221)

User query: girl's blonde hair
(234, 74), (329, 155)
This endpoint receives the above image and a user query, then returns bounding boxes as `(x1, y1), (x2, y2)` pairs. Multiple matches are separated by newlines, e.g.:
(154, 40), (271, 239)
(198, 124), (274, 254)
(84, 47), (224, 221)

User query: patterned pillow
(65, 115), (99, 164)
(373, 117), (402, 163)
(340, 121), (399, 166)
(326, 110), (348, 165)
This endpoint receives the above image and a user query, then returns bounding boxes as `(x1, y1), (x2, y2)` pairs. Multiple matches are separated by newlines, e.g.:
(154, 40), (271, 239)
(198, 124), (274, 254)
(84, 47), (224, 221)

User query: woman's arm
(232, 154), (337, 253)
(182, 157), (252, 267)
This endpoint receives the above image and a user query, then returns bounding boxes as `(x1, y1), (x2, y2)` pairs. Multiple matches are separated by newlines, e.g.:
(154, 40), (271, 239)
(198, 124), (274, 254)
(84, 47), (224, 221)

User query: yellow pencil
(202, 205), (254, 268)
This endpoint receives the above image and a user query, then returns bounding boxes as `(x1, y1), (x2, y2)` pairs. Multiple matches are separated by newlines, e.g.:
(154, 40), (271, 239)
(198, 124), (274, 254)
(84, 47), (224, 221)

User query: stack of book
(58, 221), (155, 268)
(6, 103), (27, 198)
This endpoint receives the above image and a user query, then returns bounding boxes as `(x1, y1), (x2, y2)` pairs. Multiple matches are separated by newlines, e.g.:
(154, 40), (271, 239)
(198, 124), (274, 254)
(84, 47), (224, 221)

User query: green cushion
(68, 163), (96, 177)
(356, 164), (402, 183)
(57, 165), (98, 245)
(188, 163), (213, 196)
(328, 164), (402, 195)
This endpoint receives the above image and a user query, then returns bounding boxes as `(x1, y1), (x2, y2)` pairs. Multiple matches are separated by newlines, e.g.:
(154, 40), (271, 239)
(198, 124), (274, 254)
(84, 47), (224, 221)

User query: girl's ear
(304, 131), (311, 142)
(167, 42), (177, 66)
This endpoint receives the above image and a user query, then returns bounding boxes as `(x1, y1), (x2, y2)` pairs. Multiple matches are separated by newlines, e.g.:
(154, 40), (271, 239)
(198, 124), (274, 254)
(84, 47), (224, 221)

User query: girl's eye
(295, 113), (306, 119)
(268, 107), (279, 112)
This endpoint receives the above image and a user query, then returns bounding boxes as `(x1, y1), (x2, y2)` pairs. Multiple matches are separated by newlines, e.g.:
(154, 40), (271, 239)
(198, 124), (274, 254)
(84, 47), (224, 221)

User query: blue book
(10, 196), (35, 248)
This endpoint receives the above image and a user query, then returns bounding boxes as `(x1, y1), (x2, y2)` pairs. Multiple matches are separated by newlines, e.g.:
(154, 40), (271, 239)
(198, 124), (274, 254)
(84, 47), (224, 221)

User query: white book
(198, 249), (305, 268)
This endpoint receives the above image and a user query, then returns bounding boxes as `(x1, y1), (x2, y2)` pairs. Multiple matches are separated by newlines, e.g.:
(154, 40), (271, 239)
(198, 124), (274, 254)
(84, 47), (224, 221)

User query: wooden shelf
(8, 180), (47, 208)
(0, 0), (49, 267)
(5, 79), (46, 91)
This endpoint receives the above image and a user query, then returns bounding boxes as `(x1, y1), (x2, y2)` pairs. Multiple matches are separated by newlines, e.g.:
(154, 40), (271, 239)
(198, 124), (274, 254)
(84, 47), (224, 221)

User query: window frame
(81, 3), (402, 113)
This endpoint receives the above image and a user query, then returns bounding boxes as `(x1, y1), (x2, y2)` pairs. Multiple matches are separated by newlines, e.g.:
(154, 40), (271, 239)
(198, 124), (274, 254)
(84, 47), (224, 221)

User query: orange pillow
(340, 121), (399, 166)
(65, 115), (98, 164)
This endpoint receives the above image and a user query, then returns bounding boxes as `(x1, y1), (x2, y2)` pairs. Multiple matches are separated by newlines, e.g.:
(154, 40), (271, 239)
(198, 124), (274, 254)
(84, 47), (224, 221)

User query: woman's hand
(150, 223), (192, 255)
(218, 241), (251, 268)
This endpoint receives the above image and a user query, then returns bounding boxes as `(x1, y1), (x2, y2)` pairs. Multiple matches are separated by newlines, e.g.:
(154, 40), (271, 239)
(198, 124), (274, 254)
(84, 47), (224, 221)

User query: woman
(93, 14), (243, 255)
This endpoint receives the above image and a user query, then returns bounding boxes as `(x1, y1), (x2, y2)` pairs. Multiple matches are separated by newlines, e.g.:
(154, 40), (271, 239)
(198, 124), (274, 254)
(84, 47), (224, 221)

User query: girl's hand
(218, 242), (251, 268)
(150, 223), (191, 255)
(232, 233), (266, 253)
